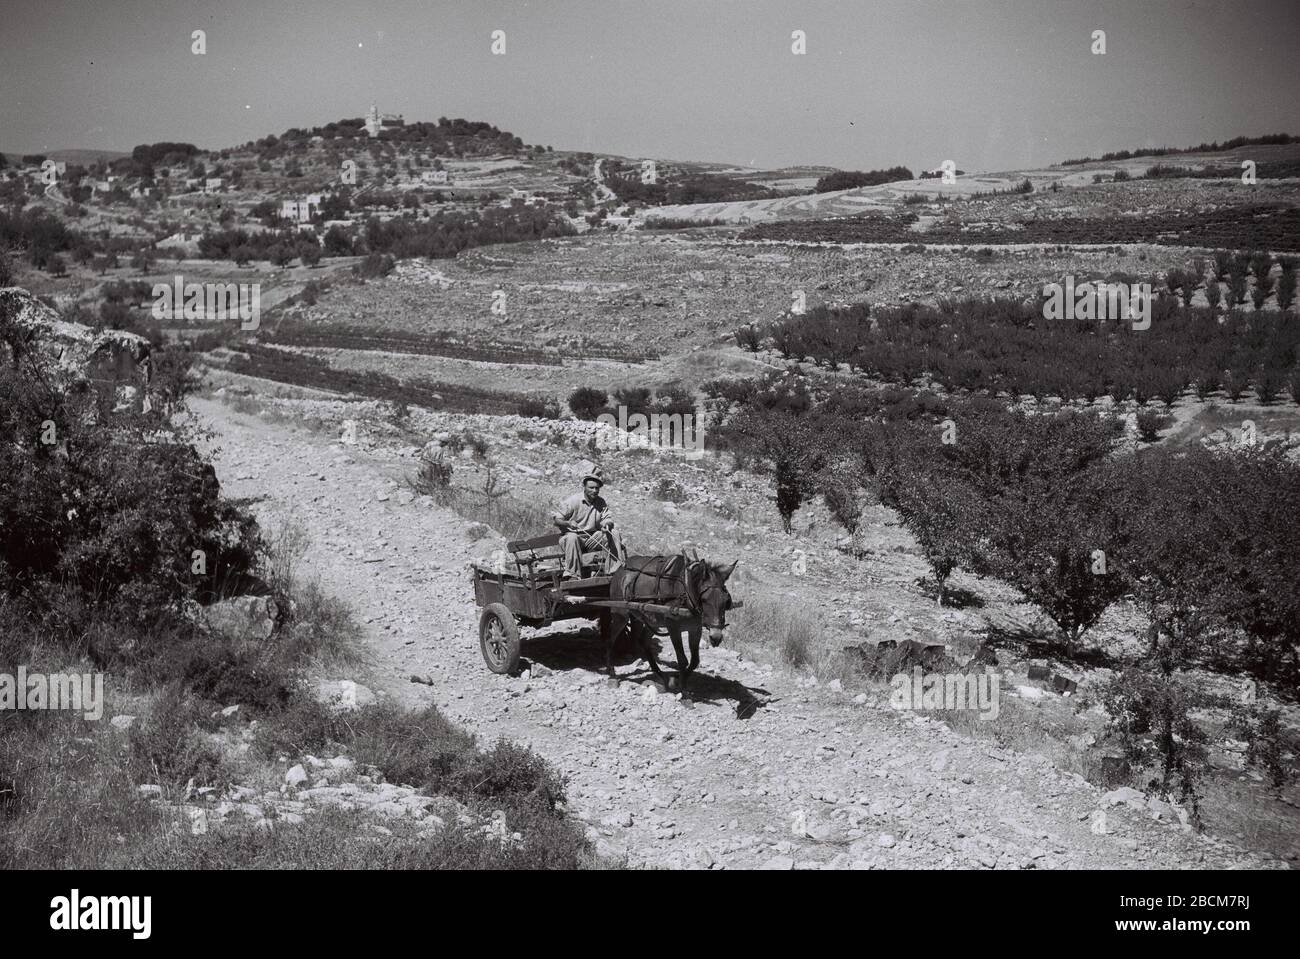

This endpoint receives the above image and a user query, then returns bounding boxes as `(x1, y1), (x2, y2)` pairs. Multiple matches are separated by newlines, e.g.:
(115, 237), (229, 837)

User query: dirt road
(192, 396), (1271, 869)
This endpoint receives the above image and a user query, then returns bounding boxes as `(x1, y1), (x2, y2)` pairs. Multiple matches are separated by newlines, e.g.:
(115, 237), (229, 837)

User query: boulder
(0, 287), (152, 412)
(200, 595), (280, 646)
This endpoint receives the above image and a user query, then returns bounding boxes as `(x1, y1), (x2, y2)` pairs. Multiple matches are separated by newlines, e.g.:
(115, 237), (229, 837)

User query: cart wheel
(479, 603), (521, 675)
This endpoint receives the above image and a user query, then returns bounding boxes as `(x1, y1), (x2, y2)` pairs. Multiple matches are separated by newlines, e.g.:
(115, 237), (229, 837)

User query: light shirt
(553, 491), (611, 533)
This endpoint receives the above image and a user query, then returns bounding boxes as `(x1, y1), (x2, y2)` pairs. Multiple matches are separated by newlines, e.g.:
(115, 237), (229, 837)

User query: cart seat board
(508, 532), (564, 554)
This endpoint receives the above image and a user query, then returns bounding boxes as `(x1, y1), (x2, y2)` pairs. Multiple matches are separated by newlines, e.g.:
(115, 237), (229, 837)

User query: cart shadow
(521, 625), (772, 719)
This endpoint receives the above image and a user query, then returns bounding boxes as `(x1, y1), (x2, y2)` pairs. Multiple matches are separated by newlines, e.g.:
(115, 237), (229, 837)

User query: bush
(1276, 268), (1296, 311)
(0, 311), (262, 644)
(407, 453), (453, 496)
(1252, 367), (1283, 404)
(516, 397), (560, 419)
(127, 683), (230, 790)
(354, 253), (395, 279)
(567, 386), (608, 421)
(1135, 408), (1169, 442)
(1097, 667), (1210, 815)
(724, 406), (831, 532)
(652, 478), (687, 503)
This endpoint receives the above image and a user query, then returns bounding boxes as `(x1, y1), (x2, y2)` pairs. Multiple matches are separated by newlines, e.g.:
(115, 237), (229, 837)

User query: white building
(363, 104), (405, 137)
(280, 194), (324, 223)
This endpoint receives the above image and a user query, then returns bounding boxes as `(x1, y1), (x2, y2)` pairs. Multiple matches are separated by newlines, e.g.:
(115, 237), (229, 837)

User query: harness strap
(620, 553), (702, 616)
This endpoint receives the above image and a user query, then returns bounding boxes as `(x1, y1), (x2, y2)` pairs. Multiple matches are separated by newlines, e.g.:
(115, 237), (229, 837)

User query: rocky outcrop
(199, 595), (281, 648)
(0, 286), (152, 411)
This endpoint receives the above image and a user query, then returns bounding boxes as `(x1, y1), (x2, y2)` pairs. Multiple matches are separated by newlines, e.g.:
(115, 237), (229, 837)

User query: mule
(606, 553), (738, 693)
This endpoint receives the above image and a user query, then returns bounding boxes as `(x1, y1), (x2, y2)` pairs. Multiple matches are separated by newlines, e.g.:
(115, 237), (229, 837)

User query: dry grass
(728, 594), (859, 687)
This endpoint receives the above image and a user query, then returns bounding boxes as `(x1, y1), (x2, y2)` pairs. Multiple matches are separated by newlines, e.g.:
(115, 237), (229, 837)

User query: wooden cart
(469, 532), (694, 674)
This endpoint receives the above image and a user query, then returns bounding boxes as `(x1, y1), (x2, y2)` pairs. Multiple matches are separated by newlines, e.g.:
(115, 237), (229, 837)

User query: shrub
(567, 386), (608, 421)
(1254, 367), (1284, 404)
(1097, 667), (1210, 815)
(354, 253), (395, 279)
(127, 683), (230, 790)
(1276, 268), (1296, 311)
(652, 478), (687, 503)
(1227, 705), (1292, 790)
(407, 453), (453, 496)
(0, 313), (262, 642)
(734, 323), (762, 351)
(1135, 408), (1169, 442)
(725, 406), (831, 532)
(516, 397), (560, 419)
(1223, 369), (1248, 402)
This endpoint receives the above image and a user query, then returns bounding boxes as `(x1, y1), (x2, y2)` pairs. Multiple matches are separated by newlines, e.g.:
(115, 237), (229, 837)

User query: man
(553, 466), (625, 578)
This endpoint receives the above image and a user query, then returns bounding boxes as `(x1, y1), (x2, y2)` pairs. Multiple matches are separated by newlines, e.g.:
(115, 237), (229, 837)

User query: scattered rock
(315, 679), (377, 712)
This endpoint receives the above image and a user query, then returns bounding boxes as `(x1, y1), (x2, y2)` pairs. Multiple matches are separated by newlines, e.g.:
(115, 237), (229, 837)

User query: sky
(2, 0), (1298, 173)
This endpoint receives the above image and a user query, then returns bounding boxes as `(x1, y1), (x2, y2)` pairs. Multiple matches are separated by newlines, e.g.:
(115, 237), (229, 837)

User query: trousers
(560, 528), (625, 577)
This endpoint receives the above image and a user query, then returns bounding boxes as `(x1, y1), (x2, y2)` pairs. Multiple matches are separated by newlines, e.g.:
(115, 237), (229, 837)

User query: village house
(280, 194), (324, 223)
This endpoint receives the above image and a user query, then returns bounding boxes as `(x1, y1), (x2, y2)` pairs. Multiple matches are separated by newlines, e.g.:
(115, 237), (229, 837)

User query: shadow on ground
(522, 623), (772, 718)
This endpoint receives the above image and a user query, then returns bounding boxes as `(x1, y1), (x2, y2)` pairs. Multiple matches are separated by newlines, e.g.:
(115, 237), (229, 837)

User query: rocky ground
(186, 394), (1287, 869)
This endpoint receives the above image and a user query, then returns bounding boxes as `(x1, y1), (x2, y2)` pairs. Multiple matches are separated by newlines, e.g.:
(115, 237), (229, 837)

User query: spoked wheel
(479, 603), (521, 675)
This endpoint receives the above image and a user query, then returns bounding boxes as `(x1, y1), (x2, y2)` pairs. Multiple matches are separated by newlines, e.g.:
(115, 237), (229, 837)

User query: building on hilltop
(364, 104), (405, 137)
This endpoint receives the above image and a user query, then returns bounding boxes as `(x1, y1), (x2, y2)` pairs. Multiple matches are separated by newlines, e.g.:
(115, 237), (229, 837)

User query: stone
(285, 765), (309, 788)
(762, 855), (796, 870)
(1102, 786), (1146, 811)
(109, 714), (136, 730)
(315, 679), (377, 713)
(200, 595), (280, 646)
(0, 287), (152, 411)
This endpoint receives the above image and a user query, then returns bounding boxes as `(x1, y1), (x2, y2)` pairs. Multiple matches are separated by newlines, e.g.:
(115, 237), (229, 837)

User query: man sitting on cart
(553, 466), (625, 578)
